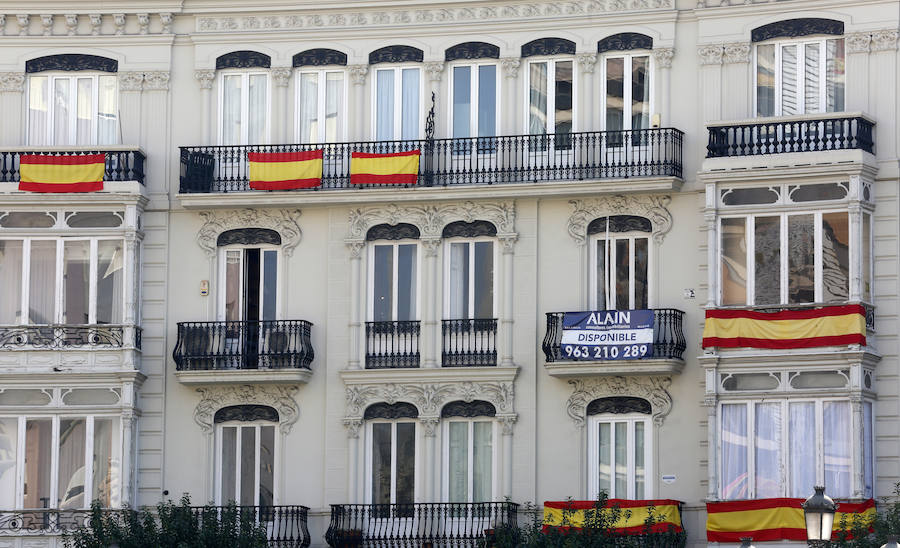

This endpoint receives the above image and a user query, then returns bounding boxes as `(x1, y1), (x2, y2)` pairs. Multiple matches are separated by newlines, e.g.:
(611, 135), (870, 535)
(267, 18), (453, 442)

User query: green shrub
(832, 483), (900, 548)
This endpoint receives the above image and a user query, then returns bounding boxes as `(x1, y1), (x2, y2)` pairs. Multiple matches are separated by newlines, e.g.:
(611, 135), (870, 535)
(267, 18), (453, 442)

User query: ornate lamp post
(802, 486), (837, 547)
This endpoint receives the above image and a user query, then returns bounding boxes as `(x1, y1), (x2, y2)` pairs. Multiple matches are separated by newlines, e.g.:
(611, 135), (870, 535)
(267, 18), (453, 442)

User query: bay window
(216, 421), (276, 506)
(374, 67), (421, 141)
(450, 64), (498, 152)
(296, 69), (345, 143)
(27, 74), (118, 146)
(755, 38), (845, 117)
(219, 72), (269, 145)
(603, 54), (650, 132)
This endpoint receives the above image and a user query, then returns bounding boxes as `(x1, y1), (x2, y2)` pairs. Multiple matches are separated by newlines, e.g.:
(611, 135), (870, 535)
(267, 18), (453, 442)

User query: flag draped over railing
(706, 498), (875, 542)
(702, 304), (866, 349)
(543, 499), (684, 534)
(18, 153), (105, 192)
(349, 149), (420, 185)
(248, 150), (323, 190)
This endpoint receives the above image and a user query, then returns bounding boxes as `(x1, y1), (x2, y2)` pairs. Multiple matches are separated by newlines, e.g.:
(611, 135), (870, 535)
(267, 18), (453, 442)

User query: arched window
(216, 51), (271, 145)
(367, 224), (420, 323)
(214, 404), (278, 506)
(598, 35), (652, 133)
(587, 397), (651, 500)
(523, 38), (575, 150)
(370, 46), (424, 141)
(364, 403), (418, 507)
(294, 49), (348, 144)
(217, 229), (280, 324)
(446, 44), (499, 144)
(588, 216), (652, 310)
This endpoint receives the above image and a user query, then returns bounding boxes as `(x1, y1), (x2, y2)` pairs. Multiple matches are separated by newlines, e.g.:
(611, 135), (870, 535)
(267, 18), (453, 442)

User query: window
(450, 64), (498, 147)
(374, 68), (421, 140)
(219, 72), (270, 145)
(445, 240), (495, 320)
(296, 69), (345, 143)
(369, 242), (419, 322)
(216, 422), (276, 506)
(588, 414), (650, 500)
(603, 54), (651, 132)
(0, 415), (121, 510)
(219, 247), (279, 322)
(28, 74), (118, 146)
(589, 217), (651, 310)
(0, 238), (125, 325)
(444, 420), (495, 503)
(527, 59), (574, 137)
(755, 38), (845, 116)
(368, 421), (417, 506)
(719, 399), (873, 499)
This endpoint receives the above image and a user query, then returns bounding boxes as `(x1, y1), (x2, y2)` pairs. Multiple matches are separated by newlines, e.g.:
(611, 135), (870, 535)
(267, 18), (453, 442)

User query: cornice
(0, 11), (178, 37)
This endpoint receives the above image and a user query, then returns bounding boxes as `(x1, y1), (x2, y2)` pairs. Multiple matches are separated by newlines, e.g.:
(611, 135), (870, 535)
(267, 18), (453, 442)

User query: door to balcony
(220, 246), (278, 369)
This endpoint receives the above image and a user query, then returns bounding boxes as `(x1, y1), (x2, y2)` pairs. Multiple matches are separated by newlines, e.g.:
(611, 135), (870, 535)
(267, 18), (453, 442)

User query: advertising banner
(560, 310), (654, 361)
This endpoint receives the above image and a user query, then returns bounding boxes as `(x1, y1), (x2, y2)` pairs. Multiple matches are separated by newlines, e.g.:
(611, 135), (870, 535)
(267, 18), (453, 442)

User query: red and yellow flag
(19, 153), (105, 193)
(702, 304), (866, 349)
(350, 149), (420, 185)
(543, 500), (683, 534)
(706, 498), (875, 542)
(248, 150), (323, 190)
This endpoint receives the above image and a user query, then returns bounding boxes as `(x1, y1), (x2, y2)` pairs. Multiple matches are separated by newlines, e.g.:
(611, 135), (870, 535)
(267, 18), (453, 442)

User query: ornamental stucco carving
(651, 48), (674, 69)
(142, 72), (170, 91)
(576, 54), (598, 74)
(723, 42), (750, 64)
(272, 67), (292, 87)
(845, 32), (872, 53)
(0, 72), (25, 93)
(194, 70), (215, 89)
(344, 380), (515, 420)
(197, 209), (302, 257)
(567, 376), (673, 428)
(194, 384), (300, 434)
(698, 44), (723, 65)
(348, 65), (368, 86)
(567, 195), (672, 245)
(872, 29), (899, 51)
(500, 57), (521, 78)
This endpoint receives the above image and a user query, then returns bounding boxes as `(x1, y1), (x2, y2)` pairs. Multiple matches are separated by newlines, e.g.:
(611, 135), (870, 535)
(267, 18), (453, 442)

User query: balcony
(365, 320), (420, 369)
(178, 128), (684, 196)
(0, 146), (146, 192)
(442, 318), (498, 367)
(173, 320), (314, 384)
(542, 309), (686, 377)
(0, 324), (142, 372)
(325, 502), (518, 548)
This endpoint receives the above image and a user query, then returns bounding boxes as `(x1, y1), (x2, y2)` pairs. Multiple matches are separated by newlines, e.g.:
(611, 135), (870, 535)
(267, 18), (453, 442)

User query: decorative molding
(845, 32), (871, 53)
(137, 13), (150, 34)
(363, 401), (419, 419)
(586, 396), (651, 416)
(216, 51), (272, 70)
(442, 220), (497, 238)
(698, 44), (724, 65)
(213, 404), (279, 423)
(522, 37), (576, 58)
(343, 418), (362, 438)
(90, 14), (102, 35)
(445, 42), (501, 62)
(498, 414), (517, 435)
(194, 70), (215, 89)
(723, 42), (751, 64)
(366, 222), (421, 241)
(65, 14), (78, 36)
(872, 29), (899, 51)
(118, 72), (144, 92)
(26, 54), (118, 74)
(568, 195), (672, 245)
(348, 64), (368, 85)
(0, 72), (25, 93)
(586, 215), (652, 235)
(597, 32), (653, 53)
(0, 15), (5, 35)
(197, 209), (302, 258)
(40, 14), (52, 36)
(567, 376), (673, 428)
(751, 18), (843, 43)
(500, 57), (521, 78)
(272, 67), (292, 87)
(159, 12), (173, 34)
(652, 47), (674, 69)
(194, 385), (299, 434)
(293, 48), (348, 67)
(142, 71), (170, 91)
(217, 227), (282, 247)
(421, 417), (440, 437)
(422, 238), (441, 257)
(441, 400), (497, 418)
(576, 53), (598, 74)
(424, 62), (445, 82)
(16, 14), (29, 36)
(369, 45), (424, 65)
(113, 13), (125, 35)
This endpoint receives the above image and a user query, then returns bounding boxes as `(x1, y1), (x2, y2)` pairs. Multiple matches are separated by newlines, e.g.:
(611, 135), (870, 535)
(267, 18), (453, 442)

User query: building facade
(0, 0), (897, 546)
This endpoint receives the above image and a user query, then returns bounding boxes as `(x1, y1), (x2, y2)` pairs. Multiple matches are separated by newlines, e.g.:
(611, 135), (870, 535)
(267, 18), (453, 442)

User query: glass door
(220, 247), (278, 368)
(527, 60), (574, 169)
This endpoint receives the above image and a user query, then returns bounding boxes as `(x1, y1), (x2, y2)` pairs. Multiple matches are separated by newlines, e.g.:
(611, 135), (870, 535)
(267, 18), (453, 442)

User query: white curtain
(222, 75), (242, 145)
(452, 66), (471, 139)
(76, 78), (93, 145)
(28, 77), (49, 146)
(449, 243), (468, 319)
(0, 418), (17, 508)
(97, 75), (118, 145)
(825, 39), (845, 112)
(721, 404), (748, 500)
(473, 422), (492, 502)
(29, 241), (57, 325)
(248, 74), (267, 144)
(97, 240), (124, 324)
(325, 72), (343, 143)
(824, 401), (851, 497)
(401, 68), (419, 140)
(299, 73), (319, 143)
(375, 70), (394, 141)
(789, 402), (816, 497)
(54, 78), (71, 146)
(754, 403), (782, 498)
(92, 418), (113, 506)
(448, 422), (468, 502)
(804, 43), (821, 113)
(0, 241), (23, 324)
(634, 422), (645, 499)
(63, 241), (91, 324)
(58, 419), (86, 509)
(24, 419), (52, 509)
(780, 45), (798, 115)
(528, 62), (548, 135)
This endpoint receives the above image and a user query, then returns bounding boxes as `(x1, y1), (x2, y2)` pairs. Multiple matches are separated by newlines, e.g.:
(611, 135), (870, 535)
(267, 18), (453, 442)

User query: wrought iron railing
(173, 320), (314, 371)
(325, 502), (518, 547)
(543, 309), (686, 363)
(706, 114), (874, 157)
(0, 509), (91, 535)
(442, 318), (497, 367)
(365, 320), (420, 369)
(179, 128), (684, 193)
(0, 324), (141, 350)
(0, 147), (146, 184)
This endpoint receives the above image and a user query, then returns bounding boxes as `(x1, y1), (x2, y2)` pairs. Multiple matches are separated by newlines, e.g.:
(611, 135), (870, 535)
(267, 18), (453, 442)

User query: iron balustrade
(365, 321), (420, 369)
(542, 309), (686, 363)
(706, 115), (874, 157)
(179, 128), (684, 193)
(173, 320), (314, 371)
(0, 148), (146, 184)
(0, 509), (91, 535)
(325, 502), (518, 547)
(0, 324), (140, 349)
(442, 318), (498, 367)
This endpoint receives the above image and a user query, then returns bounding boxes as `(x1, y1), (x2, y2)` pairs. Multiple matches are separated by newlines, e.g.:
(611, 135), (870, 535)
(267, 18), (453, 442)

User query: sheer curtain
(0, 418), (17, 508)
(299, 73), (319, 143)
(248, 74), (267, 144)
(473, 422), (492, 502)
(92, 418), (114, 507)
(721, 403), (748, 499)
(57, 419), (86, 509)
(97, 75), (118, 145)
(789, 402), (816, 497)
(448, 422), (468, 502)
(29, 241), (57, 325)
(0, 240), (23, 324)
(222, 75), (242, 145)
(528, 62), (548, 135)
(76, 78), (93, 145)
(325, 72), (343, 143)
(375, 70), (395, 141)
(54, 78), (71, 146)
(449, 243), (469, 319)
(755, 403), (782, 498)
(97, 240), (124, 324)
(401, 68), (419, 140)
(824, 401), (851, 496)
(63, 241), (91, 324)
(28, 77), (49, 146)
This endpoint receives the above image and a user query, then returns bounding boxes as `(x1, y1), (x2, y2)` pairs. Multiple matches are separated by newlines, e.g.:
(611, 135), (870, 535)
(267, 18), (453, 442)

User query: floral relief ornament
(567, 195), (673, 245)
(566, 376), (673, 428)
(196, 209), (303, 257)
(194, 385), (300, 434)
(0, 72), (25, 93)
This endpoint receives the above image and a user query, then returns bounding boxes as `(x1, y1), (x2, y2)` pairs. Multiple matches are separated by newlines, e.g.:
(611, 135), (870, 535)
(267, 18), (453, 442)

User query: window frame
(370, 66), (424, 141)
(523, 57), (578, 135)
(364, 419), (420, 505)
(216, 70), (272, 145)
(294, 68), (348, 144)
(366, 240), (422, 322)
(587, 413), (652, 501)
(588, 231), (653, 310)
(440, 418), (499, 503)
(442, 237), (498, 320)
(599, 52), (654, 132)
(447, 62), (500, 141)
(214, 419), (279, 506)
(216, 244), (282, 323)
(26, 73), (119, 147)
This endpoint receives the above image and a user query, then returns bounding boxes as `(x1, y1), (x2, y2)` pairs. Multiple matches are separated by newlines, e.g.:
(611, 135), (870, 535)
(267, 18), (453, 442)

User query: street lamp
(802, 486), (838, 547)
(739, 538), (756, 548)
(881, 535), (900, 548)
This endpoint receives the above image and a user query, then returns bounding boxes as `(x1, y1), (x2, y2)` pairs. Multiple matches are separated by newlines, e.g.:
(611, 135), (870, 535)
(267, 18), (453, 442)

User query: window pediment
(369, 45), (424, 65)
(752, 18), (844, 43)
(293, 48), (348, 67)
(26, 54), (117, 73)
(598, 33), (653, 53)
(216, 50), (272, 70)
(521, 37), (576, 58)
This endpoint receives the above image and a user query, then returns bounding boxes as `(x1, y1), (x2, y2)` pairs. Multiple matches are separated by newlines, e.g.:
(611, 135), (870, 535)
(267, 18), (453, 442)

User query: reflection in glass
(25, 419), (52, 509)
(395, 422), (415, 505)
(822, 212), (849, 302)
(240, 426), (256, 505)
(449, 243), (469, 319)
(634, 238), (648, 310)
(478, 65), (497, 138)
(598, 422), (610, 495)
(376, 70), (395, 141)
(92, 418), (118, 507)
(788, 214), (815, 303)
(58, 418), (86, 509)
(448, 422), (467, 502)
(754, 403), (781, 498)
(221, 426), (236, 503)
(528, 62), (548, 135)
(29, 241), (57, 324)
(474, 242), (494, 319)
(97, 240), (124, 324)
(756, 44), (775, 116)
(754, 216), (781, 305)
(373, 246), (393, 322)
(721, 219), (747, 305)
(325, 72), (343, 142)
(614, 422), (627, 497)
(634, 422), (645, 499)
(0, 240), (23, 324)
(259, 425), (275, 507)
(631, 56), (650, 130)
(826, 39), (845, 112)
(401, 69), (420, 140)
(780, 45), (798, 115)
(372, 423), (392, 504)
(452, 66), (471, 140)
(615, 240), (630, 310)
(397, 245), (417, 322)
(64, 241), (91, 324)
(606, 58), (624, 131)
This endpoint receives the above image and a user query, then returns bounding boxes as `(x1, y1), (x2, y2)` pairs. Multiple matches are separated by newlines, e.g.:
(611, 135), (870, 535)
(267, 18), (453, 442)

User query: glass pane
(97, 240), (124, 324)
(225, 250), (242, 322)
(755, 403), (782, 498)
(248, 74), (267, 144)
(448, 422), (468, 502)
(401, 68), (420, 140)
(756, 45), (775, 117)
(754, 216), (781, 305)
(721, 218), (747, 305)
(631, 56), (650, 130)
(222, 74), (242, 145)
(325, 72), (343, 142)
(28, 76), (49, 146)
(221, 426), (236, 503)
(63, 241), (90, 324)
(97, 76), (118, 145)
(449, 242), (469, 319)
(822, 212), (849, 302)
(397, 244), (417, 322)
(596, 240), (607, 309)
(634, 238), (648, 309)
(788, 214), (815, 303)
(375, 70), (395, 141)
(259, 426), (275, 507)
(528, 62), (548, 134)
(826, 39), (845, 112)
(262, 250), (277, 321)
(863, 213), (872, 301)
(240, 426), (256, 505)
(373, 246), (393, 321)
(554, 61), (573, 136)
(606, 58), (624, 131)
(30, 240), (57, 324)
(864, 401), (873, 498)
(804, 43), (821, 113)
(76, 78), (93, 145)
(614, 422), (627, 497)
(58, 418), (86, 509)
(396, 422), (416, 505)
(634, 422), (645, 499)
(615, 239), (630, 310)
(721, 404), (748, 500)
(0, 240), (23, 323)
(824, 401), (851, 497)
(789, 402), (815, 497)
(0, 418), (18, 508)
(371, 423), (392, 504)
(473, 422), (492, 502)
(24, 419), (52, 509)
(54, 78), (71, 145)
(299, 72), (319, 143)
(92, 418), (118, 507)
(474, 242), (494, 319)
(781, 44), (798, 115)
(452, 66), (471, 139)
(478, 65), (497, 138)
(598, 423), (610, 495)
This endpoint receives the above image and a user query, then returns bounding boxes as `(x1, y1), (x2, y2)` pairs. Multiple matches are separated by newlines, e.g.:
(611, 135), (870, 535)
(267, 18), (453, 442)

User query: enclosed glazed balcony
(173, 320), (314, 384)
(0, 324), (140, 350)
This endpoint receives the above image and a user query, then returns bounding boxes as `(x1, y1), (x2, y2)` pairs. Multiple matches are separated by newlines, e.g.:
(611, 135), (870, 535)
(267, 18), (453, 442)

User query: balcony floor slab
(175, 368), (312, 385)
(544, 358), (684, 378)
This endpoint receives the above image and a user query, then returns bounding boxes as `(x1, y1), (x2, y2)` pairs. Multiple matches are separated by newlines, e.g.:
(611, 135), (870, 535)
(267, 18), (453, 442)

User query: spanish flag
(19, 153), (105, 193)
(706, 498), (875, 542)
(543, 500), (683, 534)
(702, 304), (866, 349)
(350, 149), (420, 185)
(248, 150), (323, 190)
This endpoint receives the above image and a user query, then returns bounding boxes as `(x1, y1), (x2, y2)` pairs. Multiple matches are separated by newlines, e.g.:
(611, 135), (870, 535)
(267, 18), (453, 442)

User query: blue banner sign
(560, 310), (654, 361)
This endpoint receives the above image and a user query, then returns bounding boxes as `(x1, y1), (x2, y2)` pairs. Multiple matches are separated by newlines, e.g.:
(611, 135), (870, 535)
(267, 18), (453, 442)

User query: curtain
(92, 418), (113, 506)
(299, 72), (319, 143)
(473, 422), (492, 502)
(633, 238), (649, 310)
(76, 78), (93, 145)
(780, 45), (798, 115)
(97, 75), (118, 145)
(401, 68), (419, 140)
(756, 45), (776, 117)
(449, 243), (468, 319)
(478, 65), (497, 138)
(325, 72), (343, 143)
(0, 240), (23, 324)
(824, 401), (851, 497)
(825, 39), (845, 112)
(248, 74), (267, 144)
(804, 43), (821, 113)
(448, 422), (468, 502)
(631, 56), (650, 131)
(24, 419), (52, 509)
(453, 66), (471, 140)
(597, 422), (611, 495)
(54, 78), (71, 146)
(375, 70), (395, 141)
(529, 62), (548, 135)
(29, 241), (57, 325)
(754, 403), (782, 498)
(58, 419), (86, 509)
(28, 76), (49, 146)
(0, 418), (17, 508)
(721, 404), (748, 500)
(97, 240), (124, 324)
(754, 216), (781, 305)
(222, 75), (242, 145)
(789, 402), (816, 497)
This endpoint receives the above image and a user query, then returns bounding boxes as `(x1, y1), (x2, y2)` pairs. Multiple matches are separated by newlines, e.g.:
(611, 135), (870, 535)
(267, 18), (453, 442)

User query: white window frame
(214, 420), (280, 506)
(364, 420), (420, 504)
(0, 237), (128, 325)
(217, 70), (272, 145)
(589, 231), (653, 310)
(440, 418), (499, 503)
(366, 241), (422, 322)
(753, 37), (845, 116)
(216, 245), (282, 322)
(599, 52), (654, 132)
(294, 68), (348, 143)
(523, 57), (578, 135)
(26, 73), (118, 146)
(442, 237), (498, 320)
(587, 413), (652, 500)
(447, 62), (500, 140)
(370, 66), (424, 141)
(3, 414), (123, 510)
